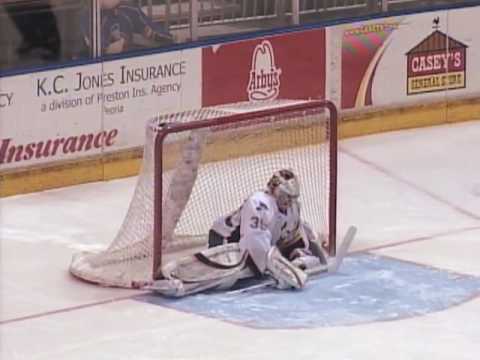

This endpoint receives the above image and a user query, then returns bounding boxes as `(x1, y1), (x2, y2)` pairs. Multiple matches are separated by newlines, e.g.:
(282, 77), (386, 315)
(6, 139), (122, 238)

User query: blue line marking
(136, 254), (480, 329)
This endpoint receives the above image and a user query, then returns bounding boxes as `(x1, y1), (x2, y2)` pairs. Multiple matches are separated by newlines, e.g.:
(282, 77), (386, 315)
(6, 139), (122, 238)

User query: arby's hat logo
(247, 40), (282, 101)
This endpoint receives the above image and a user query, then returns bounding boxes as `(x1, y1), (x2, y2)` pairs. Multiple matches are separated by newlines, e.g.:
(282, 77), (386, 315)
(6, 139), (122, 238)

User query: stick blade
(329, 225), (357, 273)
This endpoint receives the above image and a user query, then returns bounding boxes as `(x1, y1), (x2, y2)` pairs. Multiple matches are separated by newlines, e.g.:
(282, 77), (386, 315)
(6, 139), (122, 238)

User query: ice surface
(1, 120), (480, 360)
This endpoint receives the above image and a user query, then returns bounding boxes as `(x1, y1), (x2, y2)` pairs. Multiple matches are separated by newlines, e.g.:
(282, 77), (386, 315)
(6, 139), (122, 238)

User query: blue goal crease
(135, 253), (480, 329)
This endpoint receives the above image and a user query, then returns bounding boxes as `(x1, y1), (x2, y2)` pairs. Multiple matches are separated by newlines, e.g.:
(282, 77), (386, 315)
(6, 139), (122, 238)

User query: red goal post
(70, 99), (338, 288)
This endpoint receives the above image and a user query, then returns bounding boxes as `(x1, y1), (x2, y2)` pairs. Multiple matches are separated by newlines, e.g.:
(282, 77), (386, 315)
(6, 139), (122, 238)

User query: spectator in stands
(81, 0), (174, 55)
(4, 1), (61, 61)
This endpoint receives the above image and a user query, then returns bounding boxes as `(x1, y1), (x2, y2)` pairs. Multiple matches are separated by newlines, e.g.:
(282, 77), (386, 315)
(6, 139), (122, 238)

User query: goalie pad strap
(194, 251), (247, 270)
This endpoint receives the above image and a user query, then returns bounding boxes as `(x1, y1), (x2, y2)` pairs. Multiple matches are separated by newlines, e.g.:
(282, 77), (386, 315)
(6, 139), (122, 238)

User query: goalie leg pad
(149, 244), (255, 296)
(266, 247), (307, 289)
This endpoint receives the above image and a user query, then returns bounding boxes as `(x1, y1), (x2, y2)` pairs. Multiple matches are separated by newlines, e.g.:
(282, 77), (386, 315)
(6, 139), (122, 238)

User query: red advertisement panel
(202, 29), (326, 107)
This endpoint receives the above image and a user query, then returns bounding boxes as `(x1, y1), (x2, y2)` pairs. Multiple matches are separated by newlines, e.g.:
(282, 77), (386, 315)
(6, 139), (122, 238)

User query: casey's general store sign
(406, 27), (467, 95)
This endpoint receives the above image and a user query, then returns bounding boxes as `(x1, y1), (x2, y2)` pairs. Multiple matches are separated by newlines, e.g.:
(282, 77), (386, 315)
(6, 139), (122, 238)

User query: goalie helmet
(267, 169), (300, 211)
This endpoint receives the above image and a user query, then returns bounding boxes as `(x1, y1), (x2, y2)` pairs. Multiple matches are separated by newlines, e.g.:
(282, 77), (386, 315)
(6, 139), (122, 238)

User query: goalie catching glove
(266, 247), (308, 289)
(277, 221), (326, 271)
(289, 248), (322, 271)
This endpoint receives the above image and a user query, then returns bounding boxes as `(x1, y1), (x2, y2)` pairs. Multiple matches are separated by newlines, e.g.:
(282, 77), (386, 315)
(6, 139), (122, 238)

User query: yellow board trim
(1, 98), (479, 198)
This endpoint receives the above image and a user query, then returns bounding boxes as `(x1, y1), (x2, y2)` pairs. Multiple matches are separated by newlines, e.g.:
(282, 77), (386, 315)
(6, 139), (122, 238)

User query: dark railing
(0, 0), (479, 73)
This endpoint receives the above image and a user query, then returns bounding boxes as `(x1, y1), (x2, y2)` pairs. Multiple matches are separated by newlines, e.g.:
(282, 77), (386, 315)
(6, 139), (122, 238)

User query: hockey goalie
(144, 169), (332, 297)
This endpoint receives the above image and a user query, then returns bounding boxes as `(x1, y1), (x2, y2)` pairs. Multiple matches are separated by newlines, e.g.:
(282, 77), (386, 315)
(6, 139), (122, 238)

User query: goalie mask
(267, 169), (300, 211)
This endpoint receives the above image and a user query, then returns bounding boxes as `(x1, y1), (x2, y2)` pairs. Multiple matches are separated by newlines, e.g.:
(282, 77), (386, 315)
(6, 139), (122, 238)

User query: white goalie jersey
(211, 191), (308, 272)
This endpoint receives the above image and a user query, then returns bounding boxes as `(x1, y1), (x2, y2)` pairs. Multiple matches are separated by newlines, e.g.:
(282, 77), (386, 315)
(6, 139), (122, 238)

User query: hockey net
(70, 99), (338, 288)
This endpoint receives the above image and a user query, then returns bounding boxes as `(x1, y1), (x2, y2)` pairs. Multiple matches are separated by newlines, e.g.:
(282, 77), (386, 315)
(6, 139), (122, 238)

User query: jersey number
(250, 216), (267, 230)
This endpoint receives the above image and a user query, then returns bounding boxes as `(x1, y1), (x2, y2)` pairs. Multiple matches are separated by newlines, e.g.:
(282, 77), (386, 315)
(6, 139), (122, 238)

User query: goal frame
(152, 100), (338, 280)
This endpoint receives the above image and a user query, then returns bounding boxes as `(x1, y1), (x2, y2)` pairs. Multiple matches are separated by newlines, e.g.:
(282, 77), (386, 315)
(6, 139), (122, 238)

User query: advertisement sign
(406, 29), (467, 95)
(2, 5), (480, 174)
(342, 8), (480, 109)
(341, 20), (401, 109)
(202, 29), (326, 106)
(0, 49), (201, 170)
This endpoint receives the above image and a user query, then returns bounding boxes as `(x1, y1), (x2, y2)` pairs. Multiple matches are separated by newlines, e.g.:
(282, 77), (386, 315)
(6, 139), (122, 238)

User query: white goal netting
(70, 100), (337, 288)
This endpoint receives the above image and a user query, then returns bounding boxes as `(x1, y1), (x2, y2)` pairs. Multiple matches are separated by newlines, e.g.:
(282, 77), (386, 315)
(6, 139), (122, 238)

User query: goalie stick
(226, 225), (357, 295)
